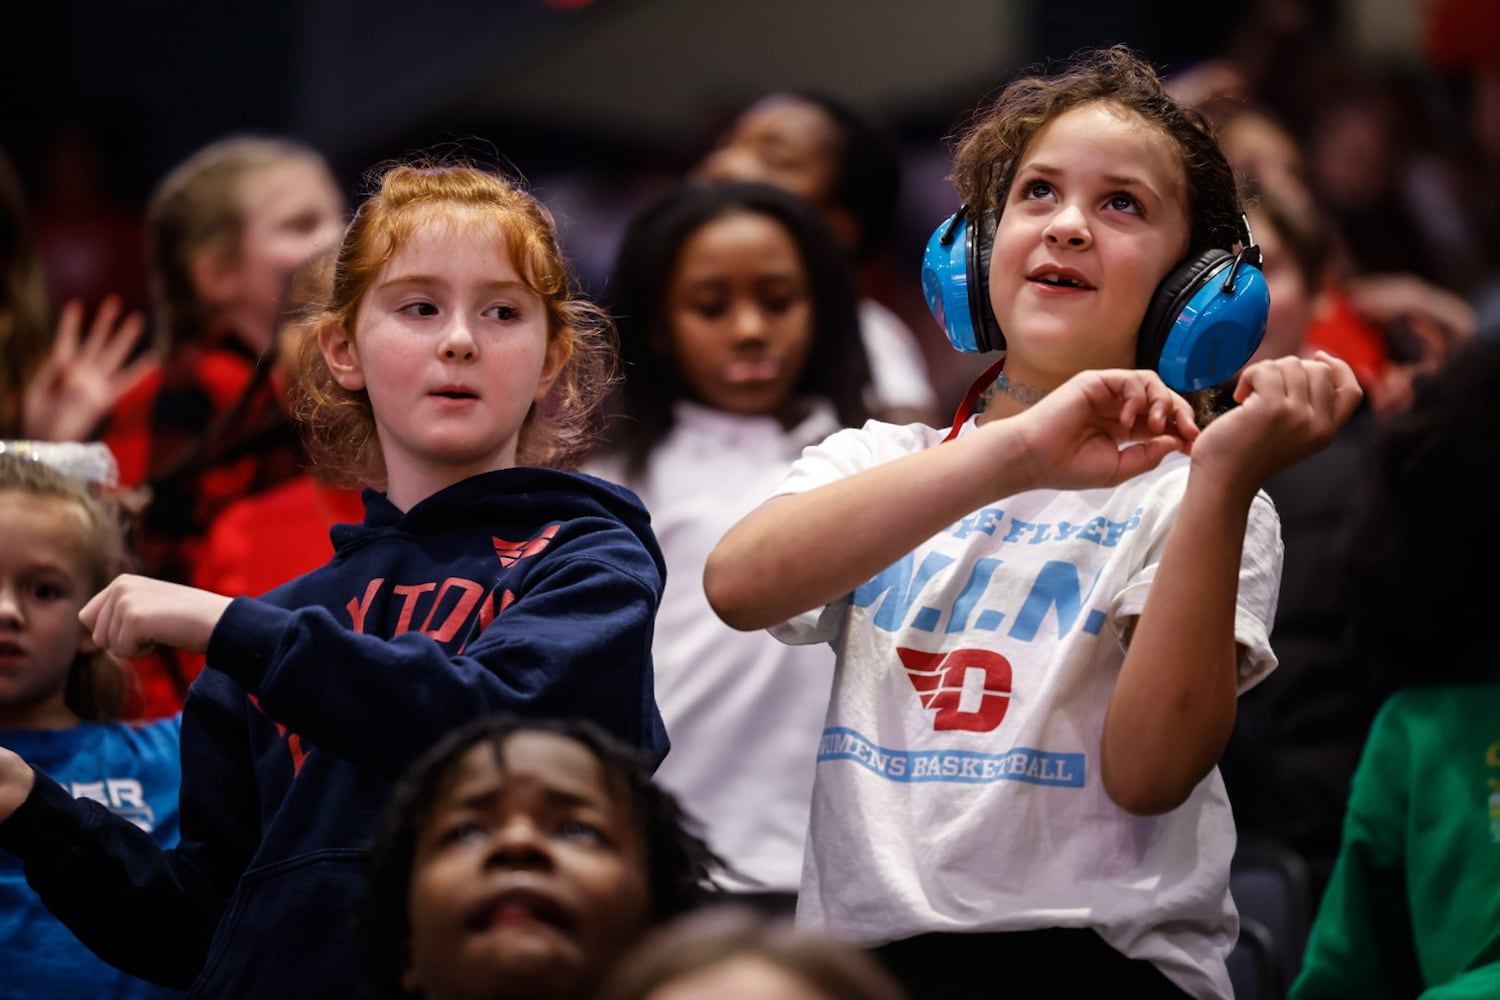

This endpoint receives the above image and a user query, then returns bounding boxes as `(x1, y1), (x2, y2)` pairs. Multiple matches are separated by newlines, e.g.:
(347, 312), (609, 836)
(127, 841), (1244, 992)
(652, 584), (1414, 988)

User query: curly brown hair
(288, 161), (616, 487)
(950, 45), (1243, 258)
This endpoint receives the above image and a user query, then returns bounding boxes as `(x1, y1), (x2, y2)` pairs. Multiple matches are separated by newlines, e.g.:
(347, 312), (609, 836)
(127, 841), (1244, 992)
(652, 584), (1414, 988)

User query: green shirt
(1291, 684), (1500, 999)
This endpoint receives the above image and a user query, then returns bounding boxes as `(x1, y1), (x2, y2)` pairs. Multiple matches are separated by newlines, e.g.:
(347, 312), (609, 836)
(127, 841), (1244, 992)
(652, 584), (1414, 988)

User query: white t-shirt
(860, 299), (939, 415)
(771, 417), (1283, 1000)
(585, 401), (842, 892)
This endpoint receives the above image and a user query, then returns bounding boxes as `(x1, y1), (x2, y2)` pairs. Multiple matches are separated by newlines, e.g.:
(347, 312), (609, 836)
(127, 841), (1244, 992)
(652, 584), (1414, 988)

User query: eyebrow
(447, 784), (606, 813)
(376, 274), (538, 295)
(19, 561), (75, 579)
(1024, 162), (1156, 191)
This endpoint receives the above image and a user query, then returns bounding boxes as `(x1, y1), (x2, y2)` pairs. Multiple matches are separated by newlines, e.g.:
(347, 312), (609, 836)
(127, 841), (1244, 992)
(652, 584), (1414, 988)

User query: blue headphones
(920, 205), (1270, 392)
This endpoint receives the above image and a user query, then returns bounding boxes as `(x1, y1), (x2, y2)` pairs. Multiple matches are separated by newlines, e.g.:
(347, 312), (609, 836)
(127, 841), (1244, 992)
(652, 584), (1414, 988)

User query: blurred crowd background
(6, 0), (1495, 417)
(4, 4), (1500, 996)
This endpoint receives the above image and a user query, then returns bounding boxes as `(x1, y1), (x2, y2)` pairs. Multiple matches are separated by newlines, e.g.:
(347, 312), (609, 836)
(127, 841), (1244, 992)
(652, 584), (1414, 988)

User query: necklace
(993, 368), (1046, 407)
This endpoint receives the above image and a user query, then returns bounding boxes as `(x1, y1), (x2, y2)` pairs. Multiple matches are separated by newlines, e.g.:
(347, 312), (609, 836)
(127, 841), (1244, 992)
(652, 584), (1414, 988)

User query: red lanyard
(942, 357), (1007, 442)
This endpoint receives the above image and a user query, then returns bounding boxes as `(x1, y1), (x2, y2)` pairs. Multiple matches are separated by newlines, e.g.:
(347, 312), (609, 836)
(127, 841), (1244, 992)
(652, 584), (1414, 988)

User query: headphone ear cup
(922, 213), (980, 352)
(967, 208), (1004, 353)
(921, 208), (1005, 354)
(1138, 249), (1270, 391)
(1137, 250), (1228, 370)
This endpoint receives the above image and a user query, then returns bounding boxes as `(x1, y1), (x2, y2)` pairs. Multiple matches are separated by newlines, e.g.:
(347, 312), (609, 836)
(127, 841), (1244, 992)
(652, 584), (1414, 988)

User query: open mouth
(468, 889), (574, 935)
(1028, 267), (1093, 290)
(0, 641), (24, 657)
(432, 389), (478, 400)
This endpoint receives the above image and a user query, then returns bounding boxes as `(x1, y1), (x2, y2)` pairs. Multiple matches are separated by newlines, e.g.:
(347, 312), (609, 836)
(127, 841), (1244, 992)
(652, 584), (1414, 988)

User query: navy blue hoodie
(0, 467), (667, 998)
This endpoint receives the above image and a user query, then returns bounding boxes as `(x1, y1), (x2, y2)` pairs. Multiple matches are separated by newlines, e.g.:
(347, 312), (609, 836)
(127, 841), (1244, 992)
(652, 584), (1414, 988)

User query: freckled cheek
(376, 342), (426, 375)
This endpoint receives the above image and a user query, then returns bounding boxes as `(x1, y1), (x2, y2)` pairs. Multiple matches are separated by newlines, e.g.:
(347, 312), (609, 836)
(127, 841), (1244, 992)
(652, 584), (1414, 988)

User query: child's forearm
(0, 765), (211, 988)
(705, 425), (1037, 631)
(707, 369), (1200, 632)
(1100, 473), (1257, 815)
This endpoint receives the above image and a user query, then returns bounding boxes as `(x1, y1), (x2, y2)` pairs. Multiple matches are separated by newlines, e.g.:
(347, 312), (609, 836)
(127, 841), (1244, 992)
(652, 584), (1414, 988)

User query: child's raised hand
(79, 574), (232, 659)
(1191, 352), (1363, 497)
(0, 746), (35, 825)
(22, 296), (158, 443)
(1007, 368), (1199, 492)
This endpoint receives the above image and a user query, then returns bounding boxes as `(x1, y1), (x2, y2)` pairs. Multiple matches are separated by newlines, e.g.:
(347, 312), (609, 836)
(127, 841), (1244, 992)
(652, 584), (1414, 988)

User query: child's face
(988, 102), (1191, 391)
(402, 731), (652, 1000)
(220, 159), (344, 349)
(0, 491), (94, 730)
(664, 211), (815, 423)
(325, 218), (567, 505)
(1218, 111), (1305, 201)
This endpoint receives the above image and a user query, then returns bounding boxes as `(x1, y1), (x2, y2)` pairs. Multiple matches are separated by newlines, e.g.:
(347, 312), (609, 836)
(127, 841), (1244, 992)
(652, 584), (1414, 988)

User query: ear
(318, 322), (365, 391)
(189, 244), (241, 310)
(532, 332), (573, 403)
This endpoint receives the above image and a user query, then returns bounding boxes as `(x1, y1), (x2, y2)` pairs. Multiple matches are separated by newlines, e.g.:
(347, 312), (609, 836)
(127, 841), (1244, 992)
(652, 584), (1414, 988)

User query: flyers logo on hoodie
(494, 524), (559, 567)
(898, 646), (1013, 732)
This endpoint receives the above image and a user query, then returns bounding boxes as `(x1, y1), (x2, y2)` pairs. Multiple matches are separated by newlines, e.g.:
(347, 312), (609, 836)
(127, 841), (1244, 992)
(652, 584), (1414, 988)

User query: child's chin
(477, 932), (586, 991)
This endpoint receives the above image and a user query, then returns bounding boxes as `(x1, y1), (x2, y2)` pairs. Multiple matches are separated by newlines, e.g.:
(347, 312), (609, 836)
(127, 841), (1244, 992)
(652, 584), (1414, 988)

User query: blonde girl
(0, 447), (182, 999)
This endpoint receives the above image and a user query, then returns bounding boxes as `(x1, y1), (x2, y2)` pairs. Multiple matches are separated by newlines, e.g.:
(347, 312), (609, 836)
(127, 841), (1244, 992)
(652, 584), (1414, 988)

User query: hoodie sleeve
(0, 688), (260, 988)
(204, 520), (667, 777)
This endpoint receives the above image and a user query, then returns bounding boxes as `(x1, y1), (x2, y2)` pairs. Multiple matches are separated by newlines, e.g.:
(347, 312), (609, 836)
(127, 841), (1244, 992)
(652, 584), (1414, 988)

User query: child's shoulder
(357, 466), (652, 531)
(0, 715), (181, 768)
(349, 466), (663, 574)
(1380, 682), (1500, 722)
(113, 715), (185, 763)
(774, 417), (948, 490)
(105, 714), (183, 747)
(815, 415), (950, 461)
(1361, 684), (1500, 767)
(488, 466), (654, 526)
